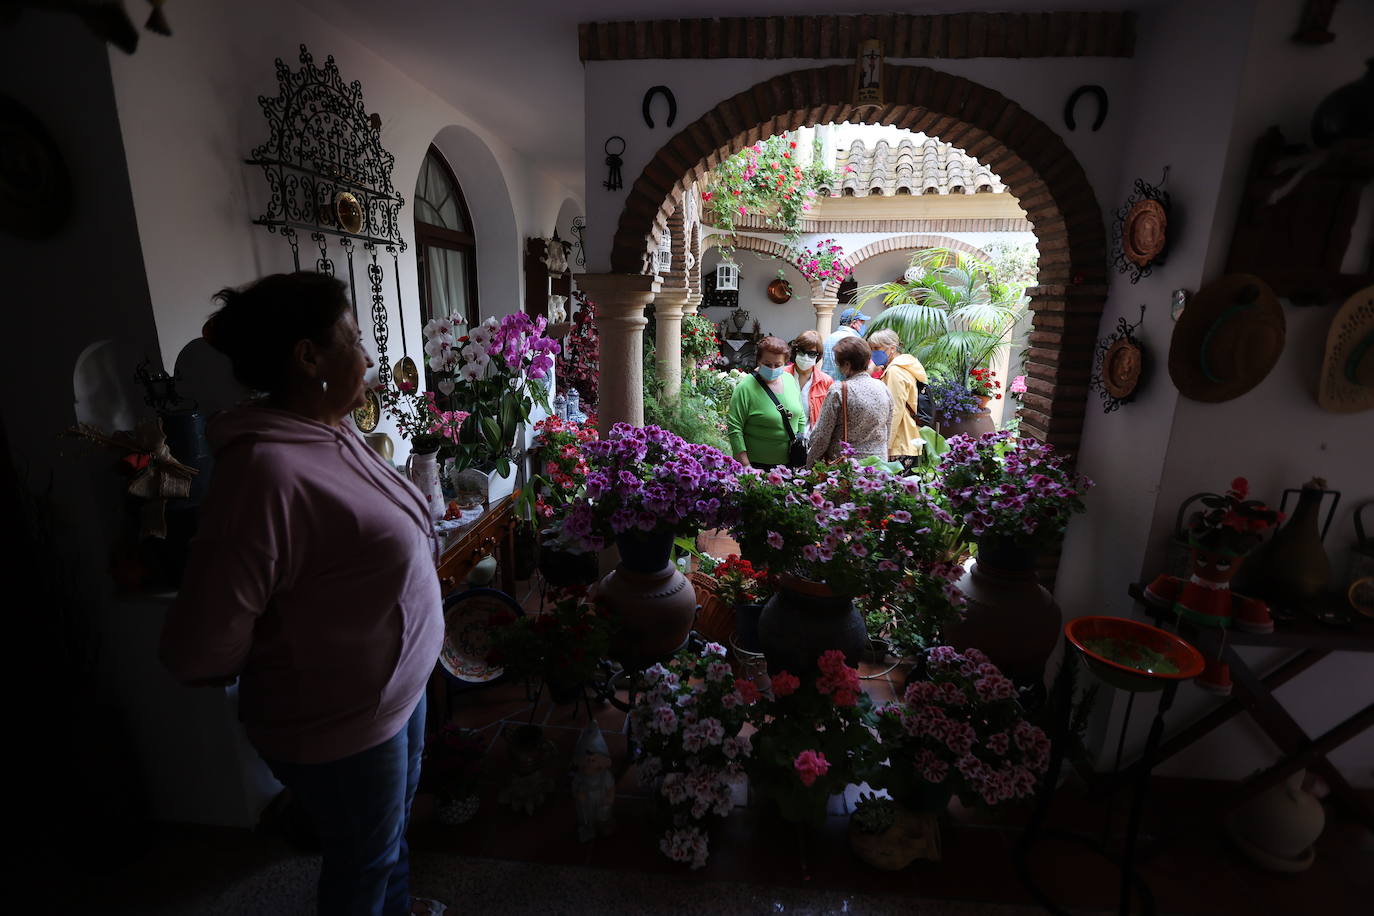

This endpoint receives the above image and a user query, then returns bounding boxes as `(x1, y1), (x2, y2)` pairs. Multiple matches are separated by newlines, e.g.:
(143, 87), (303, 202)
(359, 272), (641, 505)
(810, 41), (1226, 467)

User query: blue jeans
(265, 696), (426, 916)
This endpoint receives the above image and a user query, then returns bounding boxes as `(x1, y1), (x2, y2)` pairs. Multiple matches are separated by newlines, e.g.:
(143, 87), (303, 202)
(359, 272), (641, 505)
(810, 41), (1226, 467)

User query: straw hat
(1168, 274), (1285, 403)
(1318, 284), (1374, 413)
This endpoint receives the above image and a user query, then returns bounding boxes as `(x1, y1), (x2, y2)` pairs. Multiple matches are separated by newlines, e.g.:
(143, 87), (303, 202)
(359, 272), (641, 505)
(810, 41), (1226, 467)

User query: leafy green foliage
(858, 248), (1028, 379)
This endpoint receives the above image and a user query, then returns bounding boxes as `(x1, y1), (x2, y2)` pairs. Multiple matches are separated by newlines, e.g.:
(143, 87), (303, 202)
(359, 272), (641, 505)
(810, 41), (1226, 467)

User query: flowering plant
(377, 380), (468, 454)
(1009, 375), (1028, 397)
(681, 314), (722, 368)
(793, 238), (851, 284)
(487, 588), (615, 697)
(938, 431), (1093, 546)
(747, 651), (880, 825)
(703, 133), (833, 239)
(561, 424), (744, 552)
(731, 457), (964, 606)
(926, 374), (982, 424)
(875, 646), (1050, 808)
(1186, 477), (1283, 556)
(697, 554), (770, 607)
(557, 293), (599, 406)
(528, 415), (598, 520)
(632, 643), (760, 868)
(421, 724), (486, 801)
(423, 312), (561, 475)
(968, 367), (1002, 400)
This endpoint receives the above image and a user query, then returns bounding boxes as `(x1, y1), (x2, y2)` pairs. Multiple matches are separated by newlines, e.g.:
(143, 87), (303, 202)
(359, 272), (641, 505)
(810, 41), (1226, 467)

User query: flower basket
(689, 571), (735, 646)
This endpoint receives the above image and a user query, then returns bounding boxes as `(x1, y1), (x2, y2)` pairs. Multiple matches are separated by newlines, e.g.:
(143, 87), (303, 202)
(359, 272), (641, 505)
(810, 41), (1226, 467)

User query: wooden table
(1127, 583), (1374, 831)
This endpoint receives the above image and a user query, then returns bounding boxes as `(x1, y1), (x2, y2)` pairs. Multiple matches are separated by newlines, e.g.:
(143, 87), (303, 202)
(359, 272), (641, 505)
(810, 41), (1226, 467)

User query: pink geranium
(793, 750), (830, 787)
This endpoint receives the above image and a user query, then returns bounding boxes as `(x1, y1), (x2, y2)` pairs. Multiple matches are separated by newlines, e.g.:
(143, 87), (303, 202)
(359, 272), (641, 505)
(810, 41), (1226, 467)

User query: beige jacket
(881, 353), (929, 458)
(806, 373), (892, 466)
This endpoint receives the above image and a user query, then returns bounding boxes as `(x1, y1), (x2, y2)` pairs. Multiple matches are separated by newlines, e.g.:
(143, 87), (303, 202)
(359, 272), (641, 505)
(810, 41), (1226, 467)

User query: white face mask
(793, 354), (817, 371)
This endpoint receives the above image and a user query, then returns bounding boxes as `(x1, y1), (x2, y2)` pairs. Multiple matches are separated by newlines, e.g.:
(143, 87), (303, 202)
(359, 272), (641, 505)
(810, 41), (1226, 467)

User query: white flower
(469, 326), (492, 347)
(423, 318), (454, 340)
(483, 316), (500, 330)
(461, 342), (485, 363)
(459, 363), (482, 382)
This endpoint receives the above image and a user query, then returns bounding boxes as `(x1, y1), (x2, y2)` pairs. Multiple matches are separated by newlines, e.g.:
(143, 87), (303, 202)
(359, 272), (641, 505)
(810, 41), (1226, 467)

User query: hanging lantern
(655, 229), (673, 273)
(715, 261), (739, 291)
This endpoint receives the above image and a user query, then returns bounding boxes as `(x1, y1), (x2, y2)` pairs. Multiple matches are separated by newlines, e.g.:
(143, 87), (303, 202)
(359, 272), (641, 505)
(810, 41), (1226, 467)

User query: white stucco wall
(106, 0), (581, 450)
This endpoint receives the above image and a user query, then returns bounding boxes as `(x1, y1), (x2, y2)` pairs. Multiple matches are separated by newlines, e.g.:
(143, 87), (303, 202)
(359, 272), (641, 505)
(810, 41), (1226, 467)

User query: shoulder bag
(754, 372), (807, 468)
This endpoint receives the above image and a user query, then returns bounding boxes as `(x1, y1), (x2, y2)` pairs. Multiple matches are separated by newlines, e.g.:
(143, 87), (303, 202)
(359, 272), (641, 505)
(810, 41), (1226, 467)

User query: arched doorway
(610, 63), (1106, 454)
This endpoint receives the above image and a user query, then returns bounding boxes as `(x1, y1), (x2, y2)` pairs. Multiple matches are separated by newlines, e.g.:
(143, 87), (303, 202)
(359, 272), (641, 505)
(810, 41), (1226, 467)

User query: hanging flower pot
(767, 277), (793, 304)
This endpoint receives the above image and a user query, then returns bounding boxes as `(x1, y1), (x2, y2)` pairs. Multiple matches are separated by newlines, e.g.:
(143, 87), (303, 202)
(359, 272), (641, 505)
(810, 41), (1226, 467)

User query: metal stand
(1016, 640), (1178, 915)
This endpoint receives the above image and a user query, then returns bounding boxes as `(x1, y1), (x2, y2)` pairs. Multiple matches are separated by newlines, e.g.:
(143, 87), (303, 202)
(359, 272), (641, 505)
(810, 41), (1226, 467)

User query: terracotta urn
(942, 536), (1060, 686)
(757, 573), (867, 675)
(594, 532), (698, 669)
(938, 407), (996, 440)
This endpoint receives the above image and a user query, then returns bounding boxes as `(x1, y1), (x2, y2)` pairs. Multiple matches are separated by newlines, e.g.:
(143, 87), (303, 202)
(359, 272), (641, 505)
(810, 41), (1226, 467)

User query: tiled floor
(55, 555), (1374, 915)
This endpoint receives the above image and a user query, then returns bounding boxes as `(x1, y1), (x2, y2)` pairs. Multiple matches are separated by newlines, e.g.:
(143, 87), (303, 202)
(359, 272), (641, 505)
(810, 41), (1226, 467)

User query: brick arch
(701, 233), (826, 298)
(611, 63), (1106, 453)
(821, 234), (993, 297)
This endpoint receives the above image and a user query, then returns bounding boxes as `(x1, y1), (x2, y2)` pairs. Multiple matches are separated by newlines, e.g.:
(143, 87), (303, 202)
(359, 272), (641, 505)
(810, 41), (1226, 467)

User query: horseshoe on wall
(642, 85), (677, 129)
(1064, 84), (1109, 132)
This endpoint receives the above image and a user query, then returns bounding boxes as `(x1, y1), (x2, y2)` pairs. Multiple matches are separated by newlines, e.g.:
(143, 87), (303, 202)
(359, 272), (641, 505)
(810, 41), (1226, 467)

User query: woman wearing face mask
(806, 335), (892, 466)
(783, 330), (834, 437)
(726, 335), (805, 470)
(869, 328), (930, 467)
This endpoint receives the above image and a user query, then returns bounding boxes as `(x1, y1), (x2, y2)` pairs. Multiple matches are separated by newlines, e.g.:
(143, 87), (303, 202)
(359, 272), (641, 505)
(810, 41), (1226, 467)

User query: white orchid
(468, 325), (492, 347)
(461, 342), (485, 363)
(423, 317), (456, 340)
(459, 362), (482, 382)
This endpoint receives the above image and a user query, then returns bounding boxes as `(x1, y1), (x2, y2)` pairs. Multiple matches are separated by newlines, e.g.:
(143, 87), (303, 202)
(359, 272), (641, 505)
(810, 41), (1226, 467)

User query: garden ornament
(1317, 283), (1374, 412)
(571, 722), (616, 842)
(641, 85), (677, 128)
(64, 418), (198, 539)
(1063, 84), (1109, 132)
(1168, 274), (1285, 403)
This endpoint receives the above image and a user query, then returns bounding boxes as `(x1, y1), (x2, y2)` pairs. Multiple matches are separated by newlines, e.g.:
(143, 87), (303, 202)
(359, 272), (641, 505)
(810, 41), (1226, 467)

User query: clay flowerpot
(1226, 770), (1326, 872)
(849, 805), (944, 869)
(942, 536), (1060, 685)
(595, 532), (697, 668)
(757, 573), (867, 674)
(938, 407), (995, 440)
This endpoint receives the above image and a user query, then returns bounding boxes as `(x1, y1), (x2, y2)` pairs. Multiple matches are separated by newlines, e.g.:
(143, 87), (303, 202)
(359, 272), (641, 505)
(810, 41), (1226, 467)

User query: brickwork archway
(821, 234), (993, 297)
(611, 63), (1106, 453)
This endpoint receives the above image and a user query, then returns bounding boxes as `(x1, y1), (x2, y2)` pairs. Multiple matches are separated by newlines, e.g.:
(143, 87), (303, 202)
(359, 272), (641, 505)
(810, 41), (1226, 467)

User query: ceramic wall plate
(1103, 337), (1143, 399)
(1122, 199), (1167, 268)
(438, 587), (522, 683)
(352, 387), (380, 432)
(334, 191), (364, 234)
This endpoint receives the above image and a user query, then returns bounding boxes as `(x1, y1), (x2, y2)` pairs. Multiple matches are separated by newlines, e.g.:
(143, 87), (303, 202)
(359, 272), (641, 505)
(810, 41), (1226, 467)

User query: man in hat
(822, 307), (870, 377)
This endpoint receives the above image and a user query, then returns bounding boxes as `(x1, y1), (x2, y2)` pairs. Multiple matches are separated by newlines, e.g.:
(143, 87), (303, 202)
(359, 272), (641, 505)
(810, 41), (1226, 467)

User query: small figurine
(1144, 477), (1282, 694)
(566, 388), (586, 424)
(570, 722), (616, 842)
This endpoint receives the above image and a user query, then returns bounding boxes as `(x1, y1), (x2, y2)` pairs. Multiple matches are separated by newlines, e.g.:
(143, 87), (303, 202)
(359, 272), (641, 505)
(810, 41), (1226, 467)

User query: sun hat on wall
(1168, 274), (1285, 403)
(1318, 284), (1374, 413)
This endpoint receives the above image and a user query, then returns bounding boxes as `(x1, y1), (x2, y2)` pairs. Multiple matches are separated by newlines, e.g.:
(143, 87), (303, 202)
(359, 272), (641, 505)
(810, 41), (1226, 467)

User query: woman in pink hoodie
(160, 273), (447, 916)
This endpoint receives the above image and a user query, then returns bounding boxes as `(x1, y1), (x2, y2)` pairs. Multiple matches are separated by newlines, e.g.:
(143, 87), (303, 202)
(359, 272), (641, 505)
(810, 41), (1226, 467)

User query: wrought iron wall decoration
(1112, 167), (1171, 284)
(1091, 305), (1147, 413)
(603, 136), (626, 191)
(642, 86), (677, 128)
(1063, 85), (1109, 132)
(246, 44), (408, 388)
(570, 216), (587, 268)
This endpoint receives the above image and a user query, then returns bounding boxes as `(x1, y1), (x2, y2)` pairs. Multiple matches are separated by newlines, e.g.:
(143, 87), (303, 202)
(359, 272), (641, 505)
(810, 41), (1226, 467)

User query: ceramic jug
(1225, 770), (1325, 872)
(1244, 478), (1339, 610)
(405, 448), (445, 522)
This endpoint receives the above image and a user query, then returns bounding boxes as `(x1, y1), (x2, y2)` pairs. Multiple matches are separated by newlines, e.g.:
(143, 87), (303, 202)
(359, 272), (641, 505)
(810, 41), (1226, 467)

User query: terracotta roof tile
(820, 137), (1004, 197)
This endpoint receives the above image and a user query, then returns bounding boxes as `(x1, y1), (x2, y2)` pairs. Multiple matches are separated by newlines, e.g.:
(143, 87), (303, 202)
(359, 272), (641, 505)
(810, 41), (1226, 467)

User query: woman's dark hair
(203, 272), (351, 394)
(791, 330), (822, 357)
(833, 336), (873, 375)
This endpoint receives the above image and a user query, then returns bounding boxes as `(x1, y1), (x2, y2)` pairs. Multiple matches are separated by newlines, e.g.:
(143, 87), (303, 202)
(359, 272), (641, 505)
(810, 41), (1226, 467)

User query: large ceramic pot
(942, 536), (1059, 685)
(757, 573), (867, 674)
(938, 402), (995, 440)
(595, 532), (697, 668)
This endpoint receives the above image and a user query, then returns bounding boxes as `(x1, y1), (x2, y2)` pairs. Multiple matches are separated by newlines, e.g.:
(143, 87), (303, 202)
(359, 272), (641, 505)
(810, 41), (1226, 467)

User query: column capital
(654, 285), (691, 320)
(812, 296), (839, 338)
(577, 272), (661, 310)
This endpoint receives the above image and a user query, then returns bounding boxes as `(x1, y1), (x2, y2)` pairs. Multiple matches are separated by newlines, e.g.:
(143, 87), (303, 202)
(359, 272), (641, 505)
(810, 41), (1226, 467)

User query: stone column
(813, 295), (839, 339)
(684, 292), (702, 316)
(654, 286), (691, 405)
(577, 273), (660, 435)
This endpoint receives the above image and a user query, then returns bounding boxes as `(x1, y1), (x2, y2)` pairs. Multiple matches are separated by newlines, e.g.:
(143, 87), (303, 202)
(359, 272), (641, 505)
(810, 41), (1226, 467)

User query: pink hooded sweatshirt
(160, 405), (443, 765)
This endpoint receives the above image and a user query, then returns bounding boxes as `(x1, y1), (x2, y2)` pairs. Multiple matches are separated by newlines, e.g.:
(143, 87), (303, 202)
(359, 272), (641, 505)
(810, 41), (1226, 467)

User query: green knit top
(726, 372), (805, 466)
